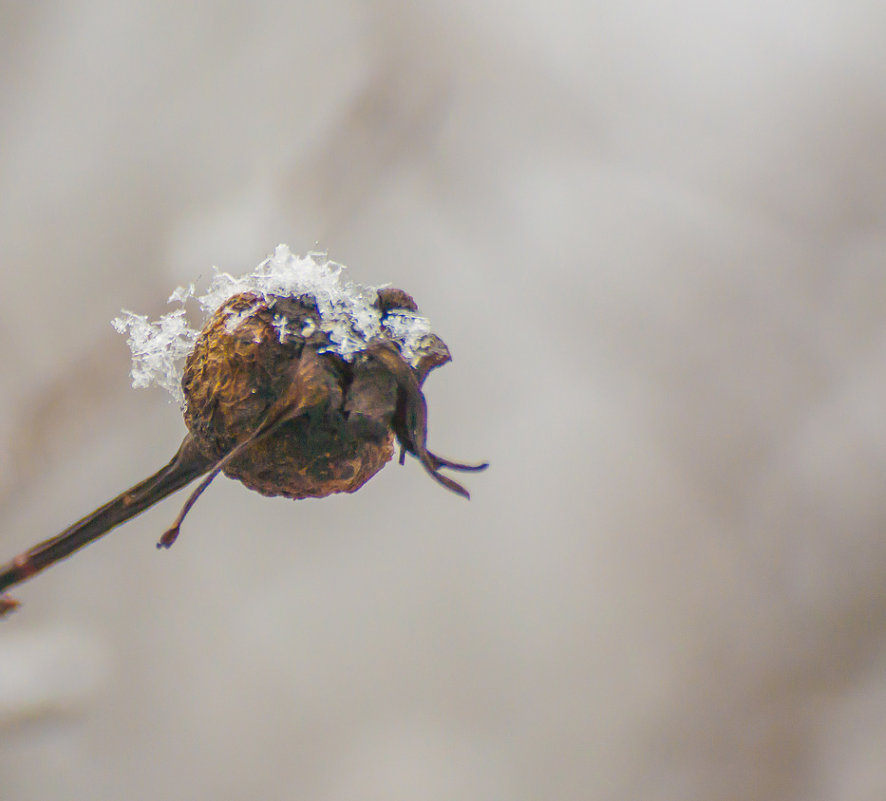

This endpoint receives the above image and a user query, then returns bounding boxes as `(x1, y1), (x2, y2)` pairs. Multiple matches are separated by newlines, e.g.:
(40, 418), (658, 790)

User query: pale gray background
(1, 2), (886, 799)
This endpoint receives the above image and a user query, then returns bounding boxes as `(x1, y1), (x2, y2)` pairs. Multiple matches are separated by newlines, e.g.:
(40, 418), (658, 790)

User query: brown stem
(0, 434), (213, 612)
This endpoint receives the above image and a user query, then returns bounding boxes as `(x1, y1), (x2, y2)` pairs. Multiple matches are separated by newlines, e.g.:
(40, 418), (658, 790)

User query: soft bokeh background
(2, 2), (886, 799)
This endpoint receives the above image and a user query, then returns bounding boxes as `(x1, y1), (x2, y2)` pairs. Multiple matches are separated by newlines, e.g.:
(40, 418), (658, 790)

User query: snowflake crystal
(112, 245), (437, 406)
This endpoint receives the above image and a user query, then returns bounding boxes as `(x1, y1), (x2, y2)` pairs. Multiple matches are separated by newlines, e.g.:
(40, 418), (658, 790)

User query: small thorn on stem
(0, 595), (20, 616)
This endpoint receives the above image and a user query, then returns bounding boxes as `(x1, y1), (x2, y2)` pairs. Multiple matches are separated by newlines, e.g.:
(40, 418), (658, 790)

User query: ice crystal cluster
(112, 245), (435, 406)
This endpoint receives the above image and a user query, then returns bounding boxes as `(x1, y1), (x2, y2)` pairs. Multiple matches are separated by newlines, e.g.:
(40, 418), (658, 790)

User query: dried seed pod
(181, 291), (398, 499)
(0, 248), (486, 613)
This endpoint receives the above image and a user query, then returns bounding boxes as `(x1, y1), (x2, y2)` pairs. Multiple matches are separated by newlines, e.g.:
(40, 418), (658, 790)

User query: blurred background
(1, 1), (886, 799)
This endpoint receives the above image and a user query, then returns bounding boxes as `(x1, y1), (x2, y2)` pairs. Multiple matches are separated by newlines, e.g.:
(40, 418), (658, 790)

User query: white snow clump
(112, 244), (437, 406)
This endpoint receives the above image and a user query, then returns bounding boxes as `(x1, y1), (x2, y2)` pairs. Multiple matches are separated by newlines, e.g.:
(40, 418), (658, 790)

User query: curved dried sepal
(161, 347), (343, 546)
(426, 452), (489, 473)
(375, 287), (419, 314)
(366, 341), (484, 499)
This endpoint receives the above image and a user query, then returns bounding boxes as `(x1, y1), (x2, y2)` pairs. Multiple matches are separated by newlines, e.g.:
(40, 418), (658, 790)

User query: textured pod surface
(182, 292), (395, 499)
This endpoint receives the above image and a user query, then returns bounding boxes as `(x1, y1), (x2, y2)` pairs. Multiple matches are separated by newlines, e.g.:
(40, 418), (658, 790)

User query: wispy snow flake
(112, 244), (439, 404)
(223, 300), (263, 334)
(271, 314), (290, 343)
(111, 308), (198, 405)
(168, 283), (195, 304)
(382, 310), (434, 365)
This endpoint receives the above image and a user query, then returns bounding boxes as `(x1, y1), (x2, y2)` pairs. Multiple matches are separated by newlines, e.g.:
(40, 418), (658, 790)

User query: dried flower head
(0, 246), (486, 613)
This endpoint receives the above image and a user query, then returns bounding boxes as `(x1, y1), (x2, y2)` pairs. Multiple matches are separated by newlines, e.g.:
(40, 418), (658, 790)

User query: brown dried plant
(0, 257), (485, 614)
